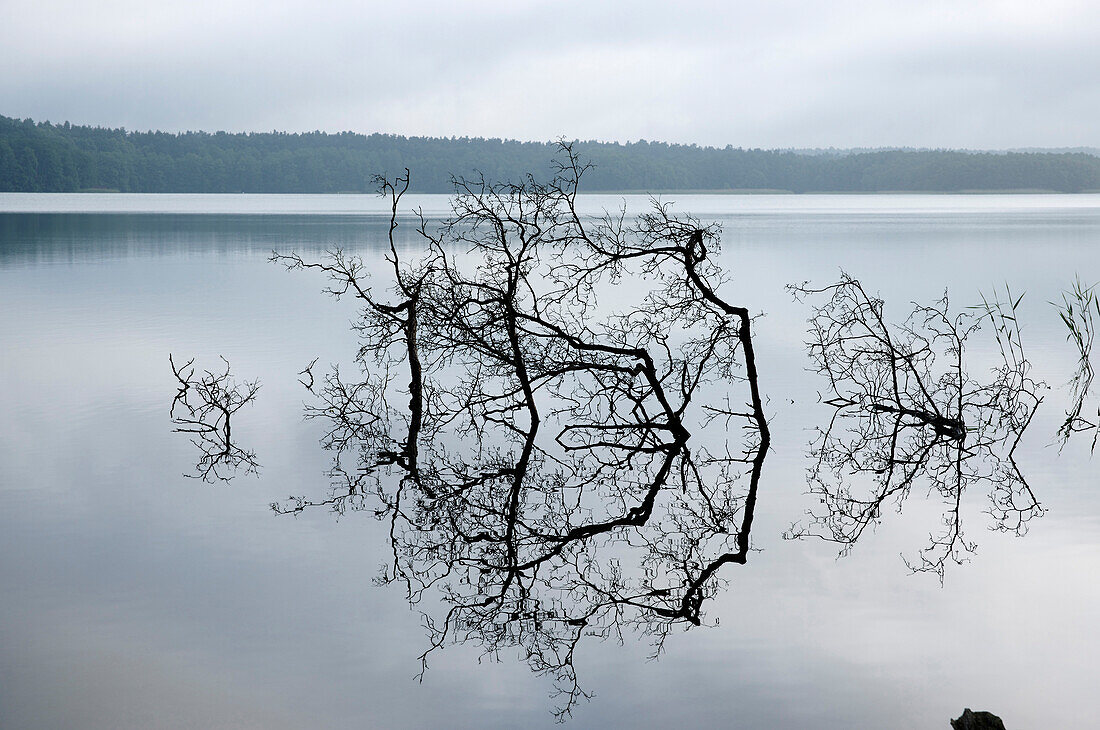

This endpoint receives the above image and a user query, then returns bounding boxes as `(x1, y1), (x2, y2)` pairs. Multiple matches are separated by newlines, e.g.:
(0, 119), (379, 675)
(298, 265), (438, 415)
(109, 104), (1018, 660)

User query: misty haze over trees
(3, 114), (1100, 194)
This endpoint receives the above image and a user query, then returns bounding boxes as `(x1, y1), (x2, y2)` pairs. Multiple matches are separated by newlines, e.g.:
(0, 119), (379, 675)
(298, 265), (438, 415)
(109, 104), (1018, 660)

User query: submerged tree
(787, 275), (1043, 579)
(271, 146), (771, 716)
(166, 152), (1074, 718)
(169, 354), (260, 483)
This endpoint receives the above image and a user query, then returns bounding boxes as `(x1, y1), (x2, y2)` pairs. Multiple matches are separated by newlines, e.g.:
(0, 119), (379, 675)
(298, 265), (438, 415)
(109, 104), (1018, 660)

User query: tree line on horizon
(2, 114), (1100, 194)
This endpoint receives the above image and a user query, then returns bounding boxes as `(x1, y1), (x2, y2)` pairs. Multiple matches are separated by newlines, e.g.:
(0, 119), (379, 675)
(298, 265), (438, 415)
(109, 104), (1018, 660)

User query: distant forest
(3, 114), (1100, 194)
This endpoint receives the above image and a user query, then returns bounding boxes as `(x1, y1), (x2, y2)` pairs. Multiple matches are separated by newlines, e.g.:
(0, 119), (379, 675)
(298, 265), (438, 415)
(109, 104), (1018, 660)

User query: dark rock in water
(950, 708), (1006, 730)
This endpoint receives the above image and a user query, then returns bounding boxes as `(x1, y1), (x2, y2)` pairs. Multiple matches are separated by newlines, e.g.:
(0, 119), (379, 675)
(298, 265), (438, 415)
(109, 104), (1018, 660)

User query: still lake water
(1, 192), (1099, 729)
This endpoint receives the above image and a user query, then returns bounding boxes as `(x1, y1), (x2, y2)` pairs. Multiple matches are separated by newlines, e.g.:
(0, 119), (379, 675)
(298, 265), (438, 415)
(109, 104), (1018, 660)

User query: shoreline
(3, 188), (1099, 196)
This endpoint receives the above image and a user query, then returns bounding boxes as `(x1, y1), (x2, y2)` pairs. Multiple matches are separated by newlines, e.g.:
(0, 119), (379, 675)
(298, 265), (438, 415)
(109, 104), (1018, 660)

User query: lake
(2, 192), (1099, 729)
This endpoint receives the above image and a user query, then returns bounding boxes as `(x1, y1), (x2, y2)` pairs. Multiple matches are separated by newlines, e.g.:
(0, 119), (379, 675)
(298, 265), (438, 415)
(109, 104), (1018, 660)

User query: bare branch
(170, 354), (260, 483)
(786, 275), (1044, 580)
(273, 145), (772, 716)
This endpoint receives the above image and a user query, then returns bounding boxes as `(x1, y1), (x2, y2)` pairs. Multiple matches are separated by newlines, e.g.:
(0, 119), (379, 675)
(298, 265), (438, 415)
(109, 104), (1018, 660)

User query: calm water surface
(2, 193), (1099, 729)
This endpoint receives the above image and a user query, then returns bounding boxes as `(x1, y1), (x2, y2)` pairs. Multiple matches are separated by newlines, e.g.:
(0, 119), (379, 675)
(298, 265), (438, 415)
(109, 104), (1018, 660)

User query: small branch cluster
(170, 354), (260, 482)
(787, 274), (1043, 579)
(1054, 277), (1099, 450)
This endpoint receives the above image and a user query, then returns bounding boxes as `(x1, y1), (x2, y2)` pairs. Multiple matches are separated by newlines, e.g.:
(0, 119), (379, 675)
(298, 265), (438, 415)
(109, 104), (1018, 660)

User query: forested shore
(3, 114), (1099, 194)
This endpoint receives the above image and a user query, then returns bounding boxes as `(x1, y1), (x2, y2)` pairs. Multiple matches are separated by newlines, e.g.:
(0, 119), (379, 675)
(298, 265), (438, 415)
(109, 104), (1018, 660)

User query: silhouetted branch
(170, 354), (260, 482)
(1054, 277), (1099, 450)
(298, 357), (319, 391)
(272, 144), (772, 717)
(786, 275), (1043, 579)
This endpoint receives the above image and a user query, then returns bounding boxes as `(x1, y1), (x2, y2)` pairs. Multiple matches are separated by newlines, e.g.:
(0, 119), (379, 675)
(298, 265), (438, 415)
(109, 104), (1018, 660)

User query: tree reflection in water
(269, 146), (771, 716)
(787, 274), (1043, 579)
(169, 354), (260, 483)
(167, 156), (1071, 716)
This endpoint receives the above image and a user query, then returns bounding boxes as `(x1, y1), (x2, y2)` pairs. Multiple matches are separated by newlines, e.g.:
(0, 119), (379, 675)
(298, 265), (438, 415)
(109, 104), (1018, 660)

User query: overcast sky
(2, 0), (1098, 149)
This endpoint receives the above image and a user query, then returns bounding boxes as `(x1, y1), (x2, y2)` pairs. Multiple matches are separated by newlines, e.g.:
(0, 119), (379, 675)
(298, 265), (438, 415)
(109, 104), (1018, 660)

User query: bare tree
(271, 145), (771, 717)
(170, 354), (260, 482)
(786, 274), (1043, 579)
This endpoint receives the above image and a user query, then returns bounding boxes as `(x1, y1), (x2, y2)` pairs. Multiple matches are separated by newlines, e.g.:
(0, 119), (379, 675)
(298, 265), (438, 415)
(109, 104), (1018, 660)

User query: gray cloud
(2, 0), (1098, 147)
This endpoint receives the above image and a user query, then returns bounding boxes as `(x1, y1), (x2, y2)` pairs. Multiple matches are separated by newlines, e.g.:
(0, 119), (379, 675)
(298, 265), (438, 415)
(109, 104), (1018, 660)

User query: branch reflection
(169, 354), (260, 482)
(1055, 277), (1099, 450)
(271, 146), (771, 716)
(787, 274), (1043, 578)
